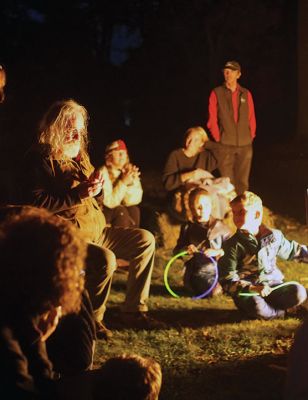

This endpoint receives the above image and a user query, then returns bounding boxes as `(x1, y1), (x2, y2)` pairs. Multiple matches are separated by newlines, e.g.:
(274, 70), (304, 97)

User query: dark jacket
(174, 219), (232, 255)
(19, 145), (105, 244)
(162, 148), (218, 192)
(0, 317), (57, 399)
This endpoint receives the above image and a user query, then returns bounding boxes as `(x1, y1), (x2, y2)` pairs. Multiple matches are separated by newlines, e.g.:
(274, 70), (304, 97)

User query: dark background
(0, 0), (298, 166)
(1, 0), (306, 221)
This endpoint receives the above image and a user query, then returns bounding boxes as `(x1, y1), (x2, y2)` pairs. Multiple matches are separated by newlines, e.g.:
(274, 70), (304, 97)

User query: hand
(37, 306), (62, 342)
(187, 244), (198, 254)
(121, 164), (139, 186)
(203, 248), (224, 259)
(249, 284), (272, 297)
(131, 164), (141, 180)
(193, 168), (211, 181)
(78, 179), (103, 199)
(89, 169), (104, 185)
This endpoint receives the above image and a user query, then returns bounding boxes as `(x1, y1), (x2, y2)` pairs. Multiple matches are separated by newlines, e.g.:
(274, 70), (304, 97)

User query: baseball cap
(223, 61), (241, 71)
(105, 139), (127, 154)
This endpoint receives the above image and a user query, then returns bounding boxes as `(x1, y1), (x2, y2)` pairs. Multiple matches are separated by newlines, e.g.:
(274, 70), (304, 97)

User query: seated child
(219, 191), (308, 320)
(174, 188), (232, 296)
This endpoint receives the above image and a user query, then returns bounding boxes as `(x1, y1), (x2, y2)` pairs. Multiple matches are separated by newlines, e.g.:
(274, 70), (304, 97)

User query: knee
(137, 228), (155, 249)
(295, 284), (307, 305)
(235, 296), (268, 320)
(101, 248), (117, 275)
(114, 205), (128, 218)
(86, 244), (117, 276)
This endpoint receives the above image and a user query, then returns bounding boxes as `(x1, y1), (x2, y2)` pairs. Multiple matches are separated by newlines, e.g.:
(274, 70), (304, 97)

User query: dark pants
(47, 291), (96, 376)
(104, 205), (140, 228)
(233, 282), (307, 320)
(184, 255), (217, 297)
(216, 143), (253, 194)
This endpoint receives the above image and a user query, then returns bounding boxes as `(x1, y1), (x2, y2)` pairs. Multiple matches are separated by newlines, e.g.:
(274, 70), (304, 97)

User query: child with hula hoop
(173, 188), (232, 297)
(219, 191), (308, 320)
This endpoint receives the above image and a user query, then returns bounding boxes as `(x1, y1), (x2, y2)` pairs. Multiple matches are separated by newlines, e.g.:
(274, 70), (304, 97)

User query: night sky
(0, 0), (298, 169)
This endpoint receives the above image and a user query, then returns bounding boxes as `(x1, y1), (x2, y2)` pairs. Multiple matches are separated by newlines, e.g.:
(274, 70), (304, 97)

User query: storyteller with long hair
(19, 99), (164, 337)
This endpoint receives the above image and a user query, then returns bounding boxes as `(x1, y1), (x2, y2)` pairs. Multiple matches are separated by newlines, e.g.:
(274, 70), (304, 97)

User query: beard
(63, 142), (81, 159)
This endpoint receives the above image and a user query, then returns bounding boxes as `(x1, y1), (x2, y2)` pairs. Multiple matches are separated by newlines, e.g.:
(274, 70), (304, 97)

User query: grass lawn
(94, 209), (308, 400)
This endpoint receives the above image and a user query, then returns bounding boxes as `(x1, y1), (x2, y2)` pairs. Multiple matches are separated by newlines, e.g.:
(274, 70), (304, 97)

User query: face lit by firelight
(192, 193), (212, 223)
(63, 113), (85, 159)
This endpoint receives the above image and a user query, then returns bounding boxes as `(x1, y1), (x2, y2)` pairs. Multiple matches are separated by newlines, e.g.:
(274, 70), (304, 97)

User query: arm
(162, 150), (208, 191)
(25, 155), (83, 213)
(173, 223), (190, 255)
(162, 150), (183, 191)
(207, 90), (220, 142)
(275, 230), (308, 262)
(247, 90), (256, 140)
(219, 240), (251, 295)
(101, 166), (127, 209)
(122, 177), (143, 206)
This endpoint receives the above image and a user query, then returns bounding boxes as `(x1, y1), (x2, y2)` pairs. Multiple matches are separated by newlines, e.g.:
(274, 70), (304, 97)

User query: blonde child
(219, 191), (308, 319)
(174, 188), (232, 296)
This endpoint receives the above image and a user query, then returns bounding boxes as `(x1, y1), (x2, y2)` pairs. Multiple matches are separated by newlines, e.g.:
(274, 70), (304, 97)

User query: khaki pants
(85, 227), (155, 322)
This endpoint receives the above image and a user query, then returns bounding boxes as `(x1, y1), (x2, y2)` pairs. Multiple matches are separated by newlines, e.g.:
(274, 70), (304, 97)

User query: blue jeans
(233, 282), (307, 320)
(184, 254), (217, 297)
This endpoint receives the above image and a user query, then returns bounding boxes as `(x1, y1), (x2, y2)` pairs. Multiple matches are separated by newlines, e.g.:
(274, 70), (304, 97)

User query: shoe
(95, 320), (113, 340)
(285, 305), (308, 319)
(120, 312), (167, 330)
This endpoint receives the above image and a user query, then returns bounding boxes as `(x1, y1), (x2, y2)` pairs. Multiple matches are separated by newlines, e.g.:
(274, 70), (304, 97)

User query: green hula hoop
(164, 251), (188, 298)
(238, 281), (301, 297)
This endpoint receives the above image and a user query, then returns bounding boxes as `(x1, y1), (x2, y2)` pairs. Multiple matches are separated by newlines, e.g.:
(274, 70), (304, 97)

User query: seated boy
(219, 191), (308, 320)
(174, 188), (232, 296)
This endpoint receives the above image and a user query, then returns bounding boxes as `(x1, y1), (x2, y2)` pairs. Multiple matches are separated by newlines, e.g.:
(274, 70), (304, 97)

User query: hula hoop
(238, 281), (301, 297)
(163, 250), (218, 299)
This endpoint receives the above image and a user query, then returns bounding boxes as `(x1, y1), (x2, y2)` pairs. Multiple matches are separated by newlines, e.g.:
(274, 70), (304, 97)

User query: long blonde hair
(38, 99), (89, 161)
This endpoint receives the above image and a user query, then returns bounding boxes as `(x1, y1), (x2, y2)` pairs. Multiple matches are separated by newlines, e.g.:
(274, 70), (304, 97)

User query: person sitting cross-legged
(219, 191), (308, 320)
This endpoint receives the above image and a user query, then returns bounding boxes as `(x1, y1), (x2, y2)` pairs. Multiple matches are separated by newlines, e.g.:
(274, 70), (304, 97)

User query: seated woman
(162, 126), (234, 222)
(99, 139), (143, 228)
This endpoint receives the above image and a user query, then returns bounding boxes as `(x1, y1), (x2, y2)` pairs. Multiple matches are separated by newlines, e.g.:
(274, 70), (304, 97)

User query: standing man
(207, 60), (256, 194)
(19, 99), (162, 337)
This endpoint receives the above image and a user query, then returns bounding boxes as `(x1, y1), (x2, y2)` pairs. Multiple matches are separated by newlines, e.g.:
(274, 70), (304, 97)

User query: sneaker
(285, 305), (308, 319)
(120, 312), (167, 330)
(95, 320), (113, 340)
